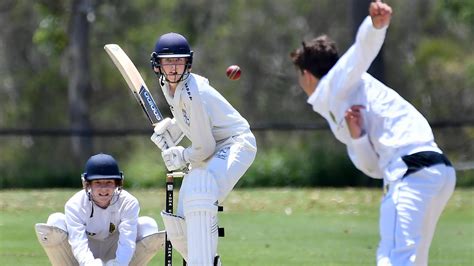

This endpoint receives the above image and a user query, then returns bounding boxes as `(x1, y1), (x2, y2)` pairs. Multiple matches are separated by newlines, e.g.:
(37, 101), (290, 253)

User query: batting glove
(162, 146), (187, 171)
(151, 118), (184, 151)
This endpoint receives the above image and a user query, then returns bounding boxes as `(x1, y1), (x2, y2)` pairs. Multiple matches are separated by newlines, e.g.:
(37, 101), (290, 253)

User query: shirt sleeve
(331, 16), (387, 100)
(65, 199), (96, 265)
(308, 16), (388, 118)
(183, 84), (216, 163)
(347, 134), (383, 179)
(115, 197), (140, 265)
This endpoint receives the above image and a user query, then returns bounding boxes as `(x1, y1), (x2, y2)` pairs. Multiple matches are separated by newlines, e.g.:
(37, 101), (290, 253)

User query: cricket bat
(106, 44), (174, 265)
(104, 44), (163, 126)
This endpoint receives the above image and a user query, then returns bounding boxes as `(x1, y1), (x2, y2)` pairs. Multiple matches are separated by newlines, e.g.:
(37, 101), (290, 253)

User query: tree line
(0, 0), (472, 188)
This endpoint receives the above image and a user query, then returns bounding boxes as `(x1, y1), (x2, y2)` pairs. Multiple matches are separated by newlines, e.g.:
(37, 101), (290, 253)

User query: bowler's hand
(369, 0), (392, 29)
(345, 105), (365, 139)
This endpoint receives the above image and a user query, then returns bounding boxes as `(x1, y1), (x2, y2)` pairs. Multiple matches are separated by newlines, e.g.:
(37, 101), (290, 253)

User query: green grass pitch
(0, 188), (472, 265)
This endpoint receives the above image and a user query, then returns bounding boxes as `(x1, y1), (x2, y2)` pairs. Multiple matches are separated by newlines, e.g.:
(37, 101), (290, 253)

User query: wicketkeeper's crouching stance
(35, 153), (165, 266)
(150, 32), (257, 265)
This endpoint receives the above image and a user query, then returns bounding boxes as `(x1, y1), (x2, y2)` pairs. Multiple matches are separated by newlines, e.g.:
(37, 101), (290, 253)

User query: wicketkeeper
(150, 32), (257, 265)
(289, 1), (456, 265)
(35, 153), (165, 266)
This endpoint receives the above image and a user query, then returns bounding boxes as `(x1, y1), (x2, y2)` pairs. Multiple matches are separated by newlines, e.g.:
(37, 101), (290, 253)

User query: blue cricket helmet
(150, 33), (193, 82)
(82, 153), (123, 181)
(153, 32), (193, 59)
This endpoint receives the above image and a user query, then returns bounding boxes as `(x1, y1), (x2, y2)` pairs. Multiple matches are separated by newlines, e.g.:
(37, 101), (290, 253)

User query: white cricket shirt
(65, 190), (139, 265)
(160, 73), (251, 164)
(307, 16), (441, 181)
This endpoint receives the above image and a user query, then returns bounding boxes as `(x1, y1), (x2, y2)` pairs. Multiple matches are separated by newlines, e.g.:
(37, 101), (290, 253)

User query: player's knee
(36, 213), (68, 248)
(182, 169), (218, 214)
(183, 194), (218, 215)
(183, 169), (219, 194)
(46, 212), (67, 232)
(137, 216), (159, 240)
(35, 224), (68, 247)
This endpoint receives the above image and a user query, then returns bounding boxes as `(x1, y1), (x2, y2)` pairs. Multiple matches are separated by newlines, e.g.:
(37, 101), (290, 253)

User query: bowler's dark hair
(290, 35), (339, 79)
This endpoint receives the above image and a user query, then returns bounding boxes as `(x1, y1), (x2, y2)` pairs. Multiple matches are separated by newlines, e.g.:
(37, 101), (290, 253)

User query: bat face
(138, 85), (163, 124)
(104, 44), (163, 126)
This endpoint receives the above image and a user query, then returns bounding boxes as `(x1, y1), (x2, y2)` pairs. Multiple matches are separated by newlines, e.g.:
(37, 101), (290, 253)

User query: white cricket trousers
(174, 131), (256, 266)
(377, 164), (456, 266)
(176, 131), (257, 216)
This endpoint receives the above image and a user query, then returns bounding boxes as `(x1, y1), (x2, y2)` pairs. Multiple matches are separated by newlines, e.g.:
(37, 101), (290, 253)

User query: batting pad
(185, 209), (218, 266)
(129, 231), (166, 266)
(161, 211), (188, 261)
(35, 223), (78, 266)
(182, 169), (219, 266)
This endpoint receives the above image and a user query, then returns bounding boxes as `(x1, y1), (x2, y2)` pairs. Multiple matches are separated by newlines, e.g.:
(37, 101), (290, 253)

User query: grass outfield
(0, 188), (472, 265)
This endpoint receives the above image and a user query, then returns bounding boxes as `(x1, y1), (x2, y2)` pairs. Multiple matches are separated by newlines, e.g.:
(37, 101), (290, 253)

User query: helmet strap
(86, 186), (92, 200)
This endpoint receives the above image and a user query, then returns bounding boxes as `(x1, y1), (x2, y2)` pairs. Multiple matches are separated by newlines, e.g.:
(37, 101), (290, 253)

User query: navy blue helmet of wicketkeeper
(150, 32), (193, 83)
(81, 153), (124, 199)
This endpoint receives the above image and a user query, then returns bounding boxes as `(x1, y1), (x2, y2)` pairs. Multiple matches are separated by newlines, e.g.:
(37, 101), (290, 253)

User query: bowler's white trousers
(377, 164), (456, 266)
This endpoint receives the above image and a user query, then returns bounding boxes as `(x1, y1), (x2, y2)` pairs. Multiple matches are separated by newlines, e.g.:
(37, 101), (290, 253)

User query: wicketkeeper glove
(162, 146), (188, 171)
(151, 117), (184, 151)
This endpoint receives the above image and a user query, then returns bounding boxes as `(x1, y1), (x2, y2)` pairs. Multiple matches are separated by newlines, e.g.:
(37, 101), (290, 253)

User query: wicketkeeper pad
(129, 231), (166, 266)
(35, 223), (78, 266)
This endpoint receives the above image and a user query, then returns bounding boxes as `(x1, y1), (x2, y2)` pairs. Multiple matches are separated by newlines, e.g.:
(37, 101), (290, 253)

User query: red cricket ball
(226, 65), (241, 80)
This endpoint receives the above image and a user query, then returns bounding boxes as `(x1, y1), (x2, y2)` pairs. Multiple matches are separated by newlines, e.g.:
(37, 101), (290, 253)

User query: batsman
(149, 32), (257, 265)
